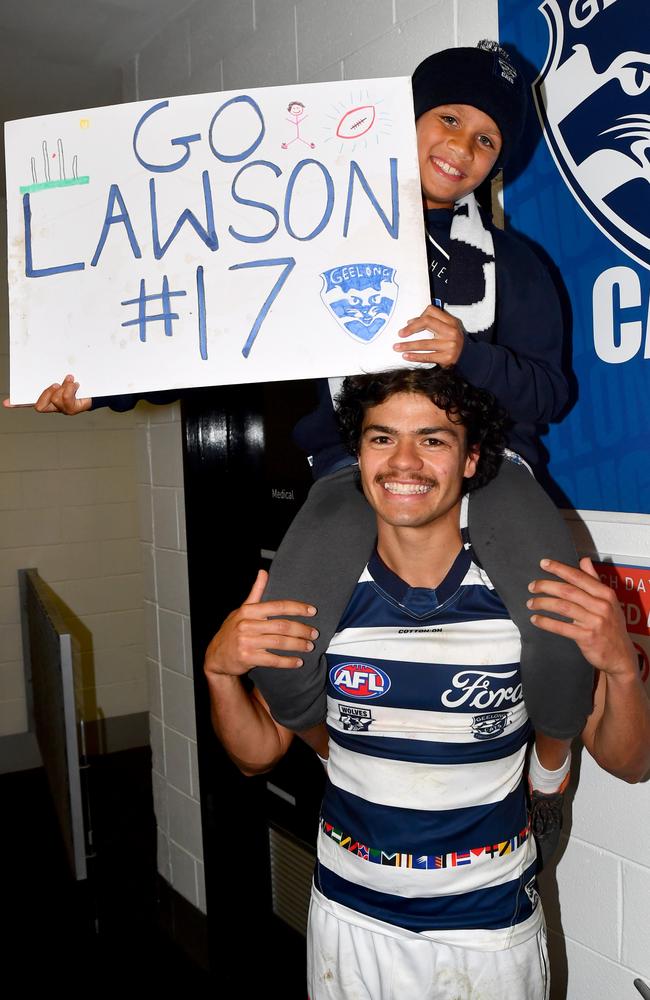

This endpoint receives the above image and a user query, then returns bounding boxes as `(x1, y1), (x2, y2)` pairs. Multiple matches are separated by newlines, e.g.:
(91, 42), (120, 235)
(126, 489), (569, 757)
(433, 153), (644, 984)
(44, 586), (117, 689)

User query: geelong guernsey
(315, 542), (541, 951)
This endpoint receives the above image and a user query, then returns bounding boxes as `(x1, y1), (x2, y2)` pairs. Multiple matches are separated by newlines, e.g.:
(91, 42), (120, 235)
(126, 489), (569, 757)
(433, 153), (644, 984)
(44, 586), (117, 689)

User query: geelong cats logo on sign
(320, 263), (398, 342)
(534, 0), (650, 269)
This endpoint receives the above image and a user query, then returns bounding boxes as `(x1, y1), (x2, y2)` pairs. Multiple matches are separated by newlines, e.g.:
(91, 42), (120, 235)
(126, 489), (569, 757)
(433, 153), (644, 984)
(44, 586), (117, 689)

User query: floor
(1, 748), (213, 990)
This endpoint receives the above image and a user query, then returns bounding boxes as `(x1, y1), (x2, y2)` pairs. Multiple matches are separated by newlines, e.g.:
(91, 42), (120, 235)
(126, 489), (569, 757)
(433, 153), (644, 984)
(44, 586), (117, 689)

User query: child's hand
(394, 305), (465, 367)
(3, 373), (92, 414)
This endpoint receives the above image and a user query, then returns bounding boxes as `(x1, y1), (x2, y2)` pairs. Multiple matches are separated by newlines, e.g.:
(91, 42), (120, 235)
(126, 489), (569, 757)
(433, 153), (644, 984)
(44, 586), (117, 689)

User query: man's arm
(206, 673), (294, 776)
(527, 557), (650, 782)
(203, 570), (320, 775)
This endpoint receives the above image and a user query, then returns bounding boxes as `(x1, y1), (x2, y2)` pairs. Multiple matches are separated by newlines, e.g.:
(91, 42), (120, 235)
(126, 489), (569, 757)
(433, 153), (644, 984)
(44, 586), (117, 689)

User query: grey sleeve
(468, 459), (594, 739)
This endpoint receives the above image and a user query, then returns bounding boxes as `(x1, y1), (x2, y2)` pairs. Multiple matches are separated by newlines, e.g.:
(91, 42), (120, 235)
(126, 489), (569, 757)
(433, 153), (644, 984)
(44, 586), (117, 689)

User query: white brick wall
(342, 6), (455, 82)
(135, 403), (204, 911)
(125, 5), (650, 995)
(0, 222), (146, 738)
(0, 391), (148, 733)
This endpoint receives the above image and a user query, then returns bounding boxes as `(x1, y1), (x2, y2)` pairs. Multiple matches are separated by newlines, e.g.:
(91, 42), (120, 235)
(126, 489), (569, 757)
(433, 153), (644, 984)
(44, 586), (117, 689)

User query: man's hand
(531, 558), (650, 782)
(3, 373), (92, 414)
(204, 569), (318, 678)
(393, 305), (465, 367)
(527, 557), (636, 678)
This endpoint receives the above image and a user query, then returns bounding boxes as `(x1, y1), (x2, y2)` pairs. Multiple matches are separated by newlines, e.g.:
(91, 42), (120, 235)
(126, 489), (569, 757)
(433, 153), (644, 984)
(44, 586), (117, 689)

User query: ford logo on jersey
(329, 661), (391, 699)
(534, 0), (650, 268)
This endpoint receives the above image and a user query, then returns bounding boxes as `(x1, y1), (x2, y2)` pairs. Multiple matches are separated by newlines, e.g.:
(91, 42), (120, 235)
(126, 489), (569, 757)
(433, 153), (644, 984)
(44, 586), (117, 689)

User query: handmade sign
(5, 79), (429, 402)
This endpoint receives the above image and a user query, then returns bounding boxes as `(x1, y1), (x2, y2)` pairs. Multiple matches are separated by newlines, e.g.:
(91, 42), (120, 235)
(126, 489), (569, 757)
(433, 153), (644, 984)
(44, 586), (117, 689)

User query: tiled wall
(124, 2), (650, 996)
(136, 403), (205, 913)
(0, 200), (146, 737)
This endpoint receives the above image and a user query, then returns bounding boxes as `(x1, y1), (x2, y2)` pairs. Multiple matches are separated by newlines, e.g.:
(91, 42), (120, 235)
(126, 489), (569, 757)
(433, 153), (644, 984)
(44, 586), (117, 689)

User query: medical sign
(5, 78), (429, 403)
(498, 0), (650, 514)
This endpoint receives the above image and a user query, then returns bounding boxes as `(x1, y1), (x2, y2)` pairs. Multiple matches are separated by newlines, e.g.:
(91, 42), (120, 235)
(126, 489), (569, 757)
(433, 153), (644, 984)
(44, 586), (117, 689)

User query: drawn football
(336, 105), (376, 139)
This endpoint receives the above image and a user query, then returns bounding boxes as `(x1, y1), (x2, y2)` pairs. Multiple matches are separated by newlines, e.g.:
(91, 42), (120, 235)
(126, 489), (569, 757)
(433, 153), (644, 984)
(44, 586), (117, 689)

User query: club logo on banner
(498, 0), (650, 514)
(534, 0), (650, 270)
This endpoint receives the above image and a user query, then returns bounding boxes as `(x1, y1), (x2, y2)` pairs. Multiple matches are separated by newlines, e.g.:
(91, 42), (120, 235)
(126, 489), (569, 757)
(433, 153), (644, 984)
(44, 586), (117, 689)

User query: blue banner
(498, 0), (649, 514)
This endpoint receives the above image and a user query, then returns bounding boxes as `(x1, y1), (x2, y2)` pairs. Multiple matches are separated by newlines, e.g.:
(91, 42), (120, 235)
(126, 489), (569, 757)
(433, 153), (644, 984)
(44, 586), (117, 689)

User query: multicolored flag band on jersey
(320, 818), (532, 870)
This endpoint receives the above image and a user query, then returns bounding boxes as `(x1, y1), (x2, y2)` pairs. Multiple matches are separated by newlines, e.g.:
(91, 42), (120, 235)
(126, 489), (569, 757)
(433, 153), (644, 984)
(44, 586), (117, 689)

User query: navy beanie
(411, 40), (527, 171)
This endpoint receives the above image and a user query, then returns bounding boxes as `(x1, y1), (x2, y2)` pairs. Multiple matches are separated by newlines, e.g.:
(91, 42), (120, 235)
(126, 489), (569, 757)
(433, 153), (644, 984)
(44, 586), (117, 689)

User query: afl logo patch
(329, 662), (391, 699)
(471, 711), (509, 740)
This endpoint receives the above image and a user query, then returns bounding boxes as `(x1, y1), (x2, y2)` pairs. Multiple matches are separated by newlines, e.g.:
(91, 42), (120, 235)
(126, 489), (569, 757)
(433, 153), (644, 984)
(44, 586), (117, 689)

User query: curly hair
(335, 368), (508, 493)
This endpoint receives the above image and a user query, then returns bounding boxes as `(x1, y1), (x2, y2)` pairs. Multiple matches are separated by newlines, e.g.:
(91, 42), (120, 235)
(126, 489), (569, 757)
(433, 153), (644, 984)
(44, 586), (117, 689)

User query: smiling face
(357, 391), (479, 534)
(416, 103), (502, 209)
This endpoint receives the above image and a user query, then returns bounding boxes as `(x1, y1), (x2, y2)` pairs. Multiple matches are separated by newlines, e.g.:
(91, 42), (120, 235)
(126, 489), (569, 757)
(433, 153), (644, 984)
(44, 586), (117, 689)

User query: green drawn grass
(19, 176), (90, 194)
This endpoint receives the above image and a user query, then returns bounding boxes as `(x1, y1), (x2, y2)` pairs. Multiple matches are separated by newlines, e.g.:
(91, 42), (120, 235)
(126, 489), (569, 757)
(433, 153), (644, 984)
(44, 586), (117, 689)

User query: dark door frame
(180, 382), (321, 994)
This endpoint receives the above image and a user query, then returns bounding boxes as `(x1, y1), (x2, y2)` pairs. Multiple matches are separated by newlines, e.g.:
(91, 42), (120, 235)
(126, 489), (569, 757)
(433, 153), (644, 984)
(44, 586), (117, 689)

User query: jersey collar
(368, 545), (471, 618)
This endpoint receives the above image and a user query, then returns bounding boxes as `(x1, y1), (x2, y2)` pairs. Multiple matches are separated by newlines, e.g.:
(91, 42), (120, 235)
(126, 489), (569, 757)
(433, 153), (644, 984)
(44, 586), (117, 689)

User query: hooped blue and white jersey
(315, 543), (541, 951)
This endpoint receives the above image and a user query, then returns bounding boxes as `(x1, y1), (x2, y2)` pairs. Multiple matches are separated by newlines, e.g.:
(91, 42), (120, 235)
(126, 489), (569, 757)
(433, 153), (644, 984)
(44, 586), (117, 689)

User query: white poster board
(5, 79), (429, 403)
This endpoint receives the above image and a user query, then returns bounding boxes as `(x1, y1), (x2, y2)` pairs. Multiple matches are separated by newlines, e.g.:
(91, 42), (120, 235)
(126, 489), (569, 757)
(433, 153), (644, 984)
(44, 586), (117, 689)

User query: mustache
(375, 473), (438, 488)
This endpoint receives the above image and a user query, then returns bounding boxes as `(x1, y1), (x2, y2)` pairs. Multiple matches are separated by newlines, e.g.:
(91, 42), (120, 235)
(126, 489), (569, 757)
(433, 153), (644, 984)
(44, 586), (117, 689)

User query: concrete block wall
(0, 197), (147, 738)
(540, 757), (650, 998)
(124, 2), (650, 995)
(135, 402), (205, 912)
(125, 0), (498, 105)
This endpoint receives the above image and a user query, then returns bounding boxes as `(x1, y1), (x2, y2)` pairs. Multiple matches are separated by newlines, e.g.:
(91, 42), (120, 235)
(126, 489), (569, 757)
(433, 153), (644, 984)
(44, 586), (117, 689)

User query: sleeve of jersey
(453, 229), (569, 425)
(90, 389), (182, 412)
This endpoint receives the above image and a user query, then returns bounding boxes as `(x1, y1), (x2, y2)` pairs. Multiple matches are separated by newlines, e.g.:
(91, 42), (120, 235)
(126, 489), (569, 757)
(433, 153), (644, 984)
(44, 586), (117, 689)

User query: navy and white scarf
(434, 192), (496, 339)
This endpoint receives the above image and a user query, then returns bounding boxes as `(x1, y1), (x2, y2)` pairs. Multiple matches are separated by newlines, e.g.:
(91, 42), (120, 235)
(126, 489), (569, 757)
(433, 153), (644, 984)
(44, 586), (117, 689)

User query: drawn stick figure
(281, 101), (316, 149)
